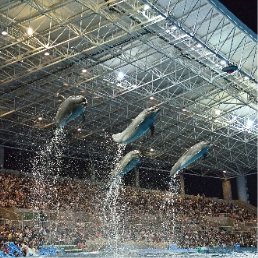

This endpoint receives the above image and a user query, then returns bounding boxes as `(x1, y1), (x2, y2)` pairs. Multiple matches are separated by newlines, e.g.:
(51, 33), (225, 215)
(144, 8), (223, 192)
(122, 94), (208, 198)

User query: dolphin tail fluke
(150, 124), (155, 136)
(170, 164), (180, 178)
(170, 169), (176, 178)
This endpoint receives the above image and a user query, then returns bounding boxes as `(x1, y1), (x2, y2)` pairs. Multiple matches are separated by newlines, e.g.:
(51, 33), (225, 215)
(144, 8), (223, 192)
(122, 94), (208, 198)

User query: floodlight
(117, 72), (124, 80)
(27, 27), (33, 35)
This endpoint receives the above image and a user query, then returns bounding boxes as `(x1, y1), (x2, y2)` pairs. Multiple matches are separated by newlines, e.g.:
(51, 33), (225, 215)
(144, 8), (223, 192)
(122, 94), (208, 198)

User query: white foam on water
(40, 247), (257, 258)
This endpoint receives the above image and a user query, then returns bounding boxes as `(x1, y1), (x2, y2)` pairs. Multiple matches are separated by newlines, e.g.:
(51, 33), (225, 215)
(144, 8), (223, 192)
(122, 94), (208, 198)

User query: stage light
(27, 27), (33, 35)
(222, 65), (238, 74)
(117, 72), (124, 80)
(215, 109), (221, 115)
(246, 119), (253, 128)
(144, 4), (150, 10)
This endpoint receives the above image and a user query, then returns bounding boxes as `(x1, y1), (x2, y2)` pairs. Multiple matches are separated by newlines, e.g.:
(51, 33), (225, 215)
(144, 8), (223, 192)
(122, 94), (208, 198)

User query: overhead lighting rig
(222, 64), (238, 74)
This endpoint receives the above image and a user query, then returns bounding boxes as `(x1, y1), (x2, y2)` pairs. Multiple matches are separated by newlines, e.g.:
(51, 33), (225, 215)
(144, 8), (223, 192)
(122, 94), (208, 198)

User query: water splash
(168, 174), (180, 245)
(101, 144), (126, 257)
(31, 128), (65, 241)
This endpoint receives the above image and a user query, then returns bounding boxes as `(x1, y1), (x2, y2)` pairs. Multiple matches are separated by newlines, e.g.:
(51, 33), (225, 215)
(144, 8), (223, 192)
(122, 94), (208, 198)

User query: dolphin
(112, 106), (160, 144)
(170, 141), (213, 177)
(102, 150), (141, 191)
(55, 95), (87, 129)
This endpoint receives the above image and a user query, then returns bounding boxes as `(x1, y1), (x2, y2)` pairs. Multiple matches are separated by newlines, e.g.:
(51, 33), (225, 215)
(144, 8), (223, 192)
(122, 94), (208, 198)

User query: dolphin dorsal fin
(150, 124), (155, 136)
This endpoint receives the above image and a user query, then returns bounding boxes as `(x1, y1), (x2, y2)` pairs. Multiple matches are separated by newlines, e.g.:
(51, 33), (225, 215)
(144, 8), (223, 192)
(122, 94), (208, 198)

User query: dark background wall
(3, 147), (257, 207)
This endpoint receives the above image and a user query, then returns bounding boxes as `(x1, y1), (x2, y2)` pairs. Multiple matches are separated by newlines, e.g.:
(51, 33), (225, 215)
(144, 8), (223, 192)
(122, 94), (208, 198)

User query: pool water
(55, 247), (257, 258)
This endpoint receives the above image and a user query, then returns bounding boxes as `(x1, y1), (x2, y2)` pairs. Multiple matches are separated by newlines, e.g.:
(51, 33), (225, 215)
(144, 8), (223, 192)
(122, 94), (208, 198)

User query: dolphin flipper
(150, 124), (155, 136)
(65, 111), (75, 124)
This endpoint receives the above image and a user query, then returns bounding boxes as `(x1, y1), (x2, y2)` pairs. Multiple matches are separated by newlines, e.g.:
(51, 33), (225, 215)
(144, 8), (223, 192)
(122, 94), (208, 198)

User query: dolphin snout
(134, 150), (142, 157)
(82, 98), (88, 106)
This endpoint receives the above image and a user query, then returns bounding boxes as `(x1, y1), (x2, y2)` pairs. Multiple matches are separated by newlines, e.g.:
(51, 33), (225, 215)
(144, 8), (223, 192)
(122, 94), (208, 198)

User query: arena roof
(0, 0), (257, 180)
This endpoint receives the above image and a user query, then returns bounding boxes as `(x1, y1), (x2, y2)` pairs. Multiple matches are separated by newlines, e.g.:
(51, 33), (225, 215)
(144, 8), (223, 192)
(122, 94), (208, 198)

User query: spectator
(0, 170), (256, 251)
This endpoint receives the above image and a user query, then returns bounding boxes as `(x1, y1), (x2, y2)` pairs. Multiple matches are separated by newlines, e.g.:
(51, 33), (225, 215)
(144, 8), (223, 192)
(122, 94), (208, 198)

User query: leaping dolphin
(112, 106), (160, 144)
(55, 95), (87, 129)
(170, 141), (213, 177)
(102, 150), (141, 191)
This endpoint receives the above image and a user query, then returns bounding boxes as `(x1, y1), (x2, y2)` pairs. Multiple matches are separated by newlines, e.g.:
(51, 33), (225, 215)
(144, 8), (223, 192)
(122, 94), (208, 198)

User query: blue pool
(59, 247), (257, 258)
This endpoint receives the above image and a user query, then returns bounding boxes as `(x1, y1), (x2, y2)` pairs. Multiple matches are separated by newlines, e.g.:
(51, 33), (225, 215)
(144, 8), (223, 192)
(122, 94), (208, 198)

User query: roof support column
(135, 167), (140, 188)
(222, 179), (232, 200)
(179, 174), (185, 195)
(90, 162), (96, 184)
(236, 176), (249, 203)
(0, 147), (4, 169)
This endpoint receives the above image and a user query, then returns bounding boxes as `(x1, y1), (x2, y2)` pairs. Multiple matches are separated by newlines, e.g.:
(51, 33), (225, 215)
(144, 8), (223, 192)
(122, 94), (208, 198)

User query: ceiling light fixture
(1, 30), (7, 36)
(215, 109), (221, 115)
(220, 60), (226, 66)
(144, 4), (150, 10)
(117, 72), (124, 80)
(222, 65), (238, 74)
(44, 51), (50, 56)
(82, 69), (87, 73)
(246, 119), (253, 128)
(27, 27), (33, 35)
